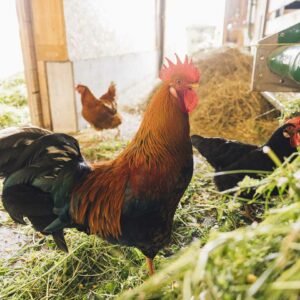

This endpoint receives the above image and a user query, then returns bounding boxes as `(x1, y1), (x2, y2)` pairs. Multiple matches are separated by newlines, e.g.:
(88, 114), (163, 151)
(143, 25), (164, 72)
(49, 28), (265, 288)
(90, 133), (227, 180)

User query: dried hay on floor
(191, 47), (280, 145)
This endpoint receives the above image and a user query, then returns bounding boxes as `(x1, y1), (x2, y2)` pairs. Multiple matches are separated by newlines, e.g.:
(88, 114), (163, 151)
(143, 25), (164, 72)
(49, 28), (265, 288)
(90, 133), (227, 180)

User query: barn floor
(0, 105), (253, 298)
(0, 164), (248, 299)
(1, 70), (300, 298)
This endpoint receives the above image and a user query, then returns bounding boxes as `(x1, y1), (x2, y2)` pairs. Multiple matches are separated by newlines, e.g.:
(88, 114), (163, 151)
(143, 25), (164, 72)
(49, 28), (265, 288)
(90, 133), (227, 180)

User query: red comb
(159, 54), (200, 83)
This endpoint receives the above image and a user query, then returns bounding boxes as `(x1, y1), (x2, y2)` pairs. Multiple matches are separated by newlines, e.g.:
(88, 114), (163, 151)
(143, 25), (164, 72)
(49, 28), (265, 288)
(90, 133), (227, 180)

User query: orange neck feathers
(71, 83), (192, 238)
(78, 86), (96, 106)
(122, 83), (190, 166)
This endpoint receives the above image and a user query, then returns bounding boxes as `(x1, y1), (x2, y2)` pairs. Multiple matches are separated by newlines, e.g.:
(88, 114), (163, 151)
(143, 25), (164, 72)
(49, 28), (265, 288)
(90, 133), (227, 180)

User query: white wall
(0, 1), (23, 79)
(164, 0), (225, 58)
(61, 0), (160, 130)
(64, 0), (158, 60)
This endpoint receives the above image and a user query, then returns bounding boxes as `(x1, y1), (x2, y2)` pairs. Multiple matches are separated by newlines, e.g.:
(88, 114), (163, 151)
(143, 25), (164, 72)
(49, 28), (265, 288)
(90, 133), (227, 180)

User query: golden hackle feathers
(72, 160), (128, 237)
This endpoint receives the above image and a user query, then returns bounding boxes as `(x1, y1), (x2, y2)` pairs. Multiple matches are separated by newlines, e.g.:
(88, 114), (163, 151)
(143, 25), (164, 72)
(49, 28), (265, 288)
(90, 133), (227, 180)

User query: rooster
(191, 116), (300, 192)
(0, 55), (200, 274)
(76, 82), (122, 132)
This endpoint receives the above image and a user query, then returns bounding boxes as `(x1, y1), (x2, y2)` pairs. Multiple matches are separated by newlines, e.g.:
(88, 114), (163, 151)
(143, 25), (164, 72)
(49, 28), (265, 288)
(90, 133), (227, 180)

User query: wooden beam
(253, 0), (269, 40)
(156, 0), (165, 68)
(31, 0), (68, 61)
(16, 0), (44, 127)
(222, 0), (250, 46)
(37, 61), (52, 129)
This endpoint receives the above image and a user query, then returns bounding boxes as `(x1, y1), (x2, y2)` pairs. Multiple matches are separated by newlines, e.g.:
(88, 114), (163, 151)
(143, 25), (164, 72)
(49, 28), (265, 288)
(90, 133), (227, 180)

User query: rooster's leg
(243, 204), (259, 222)
(115, 127), (121, 138)
(146, 257), (155, 275)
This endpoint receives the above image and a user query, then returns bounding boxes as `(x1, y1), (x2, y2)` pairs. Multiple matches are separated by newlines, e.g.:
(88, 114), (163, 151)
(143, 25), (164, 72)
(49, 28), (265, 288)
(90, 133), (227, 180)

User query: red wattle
(291, 132), (300, 147)
(183, 89), (199, 113)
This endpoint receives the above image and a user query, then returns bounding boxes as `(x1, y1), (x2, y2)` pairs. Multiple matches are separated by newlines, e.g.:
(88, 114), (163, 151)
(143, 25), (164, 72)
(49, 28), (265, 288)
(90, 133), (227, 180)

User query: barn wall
(64, 0), (157, 59)
(63, 0), (160, 129)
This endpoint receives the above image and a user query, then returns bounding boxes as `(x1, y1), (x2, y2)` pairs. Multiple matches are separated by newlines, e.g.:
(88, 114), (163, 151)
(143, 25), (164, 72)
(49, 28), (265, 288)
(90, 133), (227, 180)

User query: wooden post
(30, 0), (68, 62)
(37, 61), (52, 129)
(16, 0), (45, 127)
(222, 0), (250, 46)
(157, 0), (166, 69)
(253, 0), (269, 40)
(16, 0), (69, 130)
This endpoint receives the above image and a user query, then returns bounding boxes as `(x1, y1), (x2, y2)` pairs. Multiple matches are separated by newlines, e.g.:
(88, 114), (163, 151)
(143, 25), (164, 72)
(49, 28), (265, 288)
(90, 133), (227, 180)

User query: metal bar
(267, 45), (300, 84)
(261, 91), (285, 110)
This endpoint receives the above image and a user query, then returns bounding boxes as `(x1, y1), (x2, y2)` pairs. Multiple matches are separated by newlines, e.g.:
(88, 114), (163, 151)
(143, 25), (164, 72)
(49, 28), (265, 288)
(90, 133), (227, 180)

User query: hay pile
(191, 47), (279, 144)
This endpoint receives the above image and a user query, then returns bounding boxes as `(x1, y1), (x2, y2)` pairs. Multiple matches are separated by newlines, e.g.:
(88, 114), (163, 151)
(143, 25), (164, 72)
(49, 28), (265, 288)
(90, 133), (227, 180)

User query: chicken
(0, 55), (200, 274)
(76, 82), (122, 132)
(191, 116), (300, 193)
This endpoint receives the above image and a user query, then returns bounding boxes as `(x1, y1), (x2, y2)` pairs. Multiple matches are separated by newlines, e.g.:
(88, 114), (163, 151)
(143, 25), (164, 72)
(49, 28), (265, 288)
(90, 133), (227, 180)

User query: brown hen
(76, 83), (122, 131)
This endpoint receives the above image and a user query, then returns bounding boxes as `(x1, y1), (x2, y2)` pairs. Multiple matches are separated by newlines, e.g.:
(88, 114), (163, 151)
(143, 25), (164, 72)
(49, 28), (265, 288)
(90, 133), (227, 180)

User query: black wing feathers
(0, 126), (91, 251)
(0, 127), (51, 177)
(191, 135), (257, 170)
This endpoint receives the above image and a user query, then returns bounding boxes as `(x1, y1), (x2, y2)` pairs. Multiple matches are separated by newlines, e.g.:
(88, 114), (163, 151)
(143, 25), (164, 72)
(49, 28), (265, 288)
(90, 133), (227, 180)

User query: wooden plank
(222, 0), (249, 45)
(20, 45), (38, 91)
(16, 0), (44, 127)
(18, 22), (35, 60)
(47, 62), (77, 132)
(223, 0), (240, 44)
(156, 0), (165, 67)
(30, 93), (44, 125)
(253, 0), (269, 40)
(24, 64), (39, 94)
(37, 61), (52, 130)
(265, 9), (300, 35)
(16, 0), (31, 22)
(31, 0), (68, 61)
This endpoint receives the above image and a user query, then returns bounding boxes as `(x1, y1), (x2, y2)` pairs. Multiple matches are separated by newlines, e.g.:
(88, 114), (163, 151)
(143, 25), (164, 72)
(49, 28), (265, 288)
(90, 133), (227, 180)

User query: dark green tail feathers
(0, 126), (91, 251)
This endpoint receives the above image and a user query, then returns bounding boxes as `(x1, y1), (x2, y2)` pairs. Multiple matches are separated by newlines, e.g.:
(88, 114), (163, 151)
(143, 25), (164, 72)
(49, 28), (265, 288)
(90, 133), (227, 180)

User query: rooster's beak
(188, 83), (199, 89)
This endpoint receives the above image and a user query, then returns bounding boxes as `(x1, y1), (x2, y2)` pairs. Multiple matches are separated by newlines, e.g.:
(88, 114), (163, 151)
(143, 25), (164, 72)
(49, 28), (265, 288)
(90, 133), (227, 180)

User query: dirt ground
(0, 211), (31, 259)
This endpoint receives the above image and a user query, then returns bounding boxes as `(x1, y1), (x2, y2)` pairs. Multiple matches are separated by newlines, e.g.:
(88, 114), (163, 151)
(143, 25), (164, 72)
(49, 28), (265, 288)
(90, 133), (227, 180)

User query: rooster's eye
(176, 79), (182, 85)
(283, 126), (295, 138)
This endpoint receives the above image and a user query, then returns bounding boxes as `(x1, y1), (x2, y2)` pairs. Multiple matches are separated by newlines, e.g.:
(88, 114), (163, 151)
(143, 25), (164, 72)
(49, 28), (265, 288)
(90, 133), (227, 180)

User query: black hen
(191, 117), (300, 192)
(0, 127), (91, 252)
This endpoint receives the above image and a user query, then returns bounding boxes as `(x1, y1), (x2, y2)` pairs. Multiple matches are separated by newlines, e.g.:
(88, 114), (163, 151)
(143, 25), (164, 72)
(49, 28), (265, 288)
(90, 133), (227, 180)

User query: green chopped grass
(2, 133), (294, 299)
(81, 139), (128, 162)
(0, 137), (265, 300)
(119, 149), (300, 300)
(0, 74), (29, 128)
(0, 111), (19, 129)
(0, 138), (242, 299)
(119, 203), (300, 300)
(0, 231), (147, 299)
(1, 89), (300, 299)
(280, 97), (300, 120)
